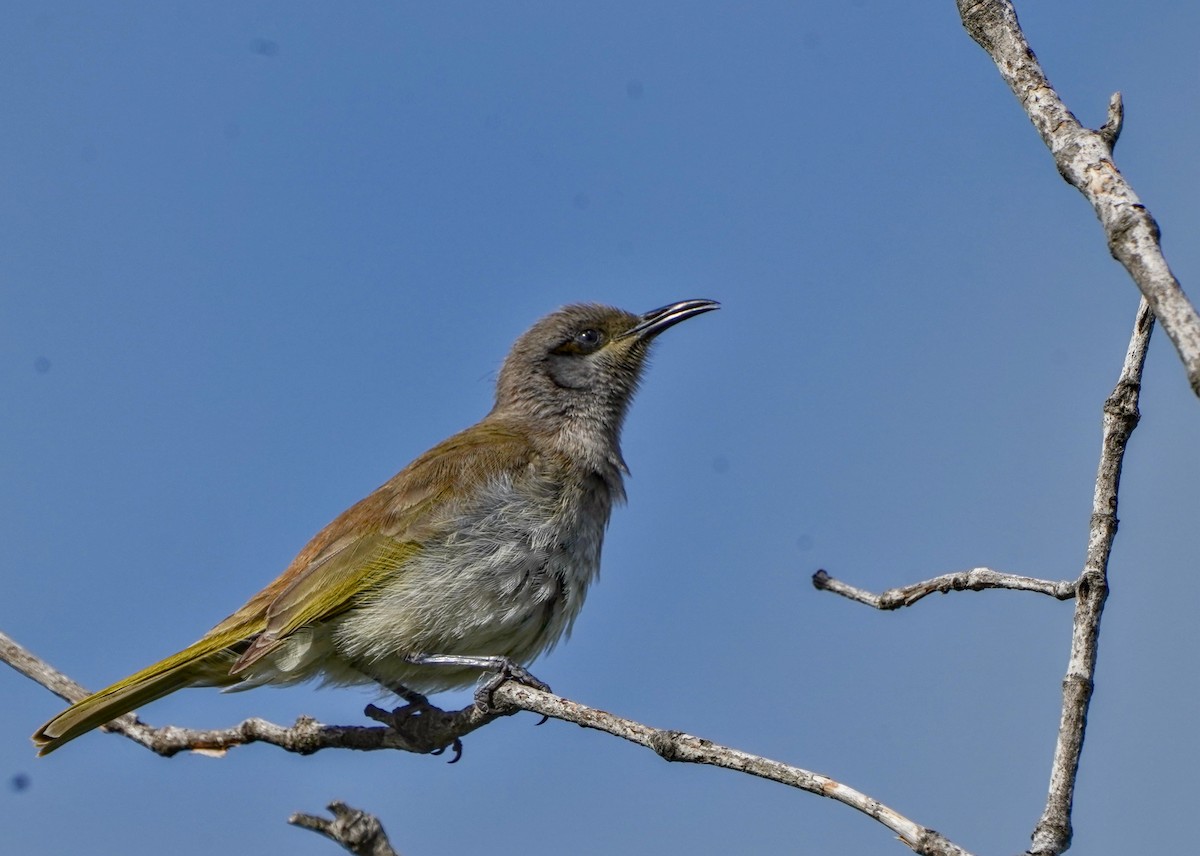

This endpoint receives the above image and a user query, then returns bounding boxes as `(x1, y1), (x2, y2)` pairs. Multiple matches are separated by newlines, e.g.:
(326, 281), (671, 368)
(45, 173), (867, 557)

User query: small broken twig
(290, 801), (401, 856)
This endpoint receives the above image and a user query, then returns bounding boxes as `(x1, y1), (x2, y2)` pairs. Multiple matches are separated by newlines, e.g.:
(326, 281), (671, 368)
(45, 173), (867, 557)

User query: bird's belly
(327, 500), (607, 693)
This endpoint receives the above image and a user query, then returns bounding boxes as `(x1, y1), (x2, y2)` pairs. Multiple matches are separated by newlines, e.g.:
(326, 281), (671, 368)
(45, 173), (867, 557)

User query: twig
(1030, 298), (1152, 856)
(290, 801), (401, 856)
(956, 0), (1200, 396)
(1096, 92), (1123, 151)
(3, 630), (975, 856)
(813, 567), (1076, 609)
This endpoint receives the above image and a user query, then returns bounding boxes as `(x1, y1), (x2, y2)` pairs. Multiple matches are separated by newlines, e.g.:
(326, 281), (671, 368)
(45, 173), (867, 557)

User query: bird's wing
(226, 420), (539, 674)
(229, 532), (420, 673)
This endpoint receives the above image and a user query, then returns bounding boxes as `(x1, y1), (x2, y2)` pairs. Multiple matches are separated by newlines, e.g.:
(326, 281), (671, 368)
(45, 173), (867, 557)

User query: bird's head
(492, 299), (719, 461)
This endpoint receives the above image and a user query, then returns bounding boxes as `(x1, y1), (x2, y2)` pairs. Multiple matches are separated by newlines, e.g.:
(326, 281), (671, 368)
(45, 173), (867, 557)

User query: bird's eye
(551, 327), (606, 356)
(575, 328), (603, 349)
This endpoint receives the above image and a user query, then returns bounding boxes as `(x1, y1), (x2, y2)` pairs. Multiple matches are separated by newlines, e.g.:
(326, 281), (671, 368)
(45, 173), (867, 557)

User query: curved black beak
(626, 299), (720, 341)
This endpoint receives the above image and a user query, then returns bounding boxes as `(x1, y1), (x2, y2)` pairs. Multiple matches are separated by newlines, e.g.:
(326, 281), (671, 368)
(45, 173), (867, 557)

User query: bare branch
(813, 567), (1076, 609)
(487, 682), (975, 856)
(4, 630), (974, 856)
(290, 802), (401, 856)
(956, 0), (1200, 396)
(808, 300), (1152, 855)
(1, 629), (95, 705)
(102, 713), (445, 757)
(1031, 298), (1152, 856)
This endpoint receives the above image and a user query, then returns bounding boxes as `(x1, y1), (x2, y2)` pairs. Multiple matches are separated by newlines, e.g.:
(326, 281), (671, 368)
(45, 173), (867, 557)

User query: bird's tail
(33, 630), (246, 756)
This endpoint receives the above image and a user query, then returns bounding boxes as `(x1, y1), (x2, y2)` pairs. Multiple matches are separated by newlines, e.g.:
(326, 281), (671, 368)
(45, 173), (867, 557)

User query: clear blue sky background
(3, 3), (1198, 854)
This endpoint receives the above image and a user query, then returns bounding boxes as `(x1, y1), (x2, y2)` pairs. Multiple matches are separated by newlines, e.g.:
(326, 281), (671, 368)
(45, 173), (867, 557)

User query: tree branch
(807, 299), (1152, 856)
(486, 682), (976, 856)
(812, 567), (1076, 609)
(956, 0), (1200, 396)
(1030, 298), (1152, 856)
(3, 630), (974, 856)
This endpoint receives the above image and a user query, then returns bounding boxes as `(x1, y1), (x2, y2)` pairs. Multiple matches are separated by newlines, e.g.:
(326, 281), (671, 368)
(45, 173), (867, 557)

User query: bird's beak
(625, 299), (720, 341)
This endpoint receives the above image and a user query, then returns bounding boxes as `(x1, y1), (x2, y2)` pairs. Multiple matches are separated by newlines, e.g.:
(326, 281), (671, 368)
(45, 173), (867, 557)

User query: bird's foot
(364, 699), (465, 763)
(474, 660), (551, 723)
(389, 682), (431, 708)
(400, 652), (552, 721)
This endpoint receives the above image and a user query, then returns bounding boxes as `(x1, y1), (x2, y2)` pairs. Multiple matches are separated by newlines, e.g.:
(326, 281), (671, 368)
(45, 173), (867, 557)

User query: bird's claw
(364, 700), (464, 762)
(429, 738), (464, 763)
(475, 659), (551, 714)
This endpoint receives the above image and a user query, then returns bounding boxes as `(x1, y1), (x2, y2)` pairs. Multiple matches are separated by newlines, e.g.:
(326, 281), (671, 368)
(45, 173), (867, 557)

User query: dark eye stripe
(551, 327), (606, 356)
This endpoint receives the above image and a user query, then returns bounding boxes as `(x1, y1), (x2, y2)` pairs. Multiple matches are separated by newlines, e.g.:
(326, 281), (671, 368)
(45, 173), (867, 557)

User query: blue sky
(3, 3), (1198, 854)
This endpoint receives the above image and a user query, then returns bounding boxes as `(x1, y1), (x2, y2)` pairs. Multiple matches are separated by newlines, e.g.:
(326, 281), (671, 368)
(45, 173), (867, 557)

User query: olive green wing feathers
(227, 421), (539, 674)
(228, 533), (421, 674)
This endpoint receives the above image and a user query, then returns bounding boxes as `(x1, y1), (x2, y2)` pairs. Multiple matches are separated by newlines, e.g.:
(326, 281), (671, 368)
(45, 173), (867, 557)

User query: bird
(33, 298), (719, 755)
